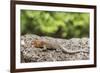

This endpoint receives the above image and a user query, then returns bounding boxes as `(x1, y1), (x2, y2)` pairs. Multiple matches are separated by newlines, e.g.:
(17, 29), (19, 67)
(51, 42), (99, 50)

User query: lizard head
(31, 39), (46, 48)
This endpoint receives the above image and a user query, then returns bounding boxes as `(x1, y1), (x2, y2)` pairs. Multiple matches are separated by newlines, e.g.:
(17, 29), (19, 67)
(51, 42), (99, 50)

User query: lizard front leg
(43, 45), (47, 50)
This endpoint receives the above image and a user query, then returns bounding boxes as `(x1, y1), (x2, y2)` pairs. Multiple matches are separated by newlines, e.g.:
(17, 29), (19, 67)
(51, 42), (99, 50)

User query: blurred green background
(21, 10), (90, 39)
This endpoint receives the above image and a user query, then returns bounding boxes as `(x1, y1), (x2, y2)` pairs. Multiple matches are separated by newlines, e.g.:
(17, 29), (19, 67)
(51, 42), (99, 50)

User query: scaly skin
(31, 39), (88, 53)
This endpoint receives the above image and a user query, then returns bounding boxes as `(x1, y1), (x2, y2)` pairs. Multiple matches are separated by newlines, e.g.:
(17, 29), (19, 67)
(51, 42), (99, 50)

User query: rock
(21, 34), (89, 63)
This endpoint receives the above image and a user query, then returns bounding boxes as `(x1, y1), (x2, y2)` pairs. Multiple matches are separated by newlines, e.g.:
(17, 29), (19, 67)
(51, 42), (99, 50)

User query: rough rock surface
(21, 34), (89, 63)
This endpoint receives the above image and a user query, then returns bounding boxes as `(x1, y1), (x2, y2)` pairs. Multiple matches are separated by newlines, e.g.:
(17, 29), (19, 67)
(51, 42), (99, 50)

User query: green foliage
(21, 10), (90, 39)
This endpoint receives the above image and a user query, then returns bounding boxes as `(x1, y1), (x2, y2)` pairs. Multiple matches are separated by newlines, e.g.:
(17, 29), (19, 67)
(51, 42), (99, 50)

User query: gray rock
(21, 34), (89, 63)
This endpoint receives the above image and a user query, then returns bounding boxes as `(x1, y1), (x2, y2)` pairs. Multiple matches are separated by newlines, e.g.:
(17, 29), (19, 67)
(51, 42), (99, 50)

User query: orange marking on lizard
(31, 39), (47, 48)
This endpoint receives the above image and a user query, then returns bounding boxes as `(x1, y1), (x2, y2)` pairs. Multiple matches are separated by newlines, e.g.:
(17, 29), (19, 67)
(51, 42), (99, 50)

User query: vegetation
(21, 10), (90, 39)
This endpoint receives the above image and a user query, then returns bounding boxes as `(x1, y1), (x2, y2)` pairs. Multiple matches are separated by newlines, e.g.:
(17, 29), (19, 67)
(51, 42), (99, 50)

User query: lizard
(31, 38), (89, 53)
